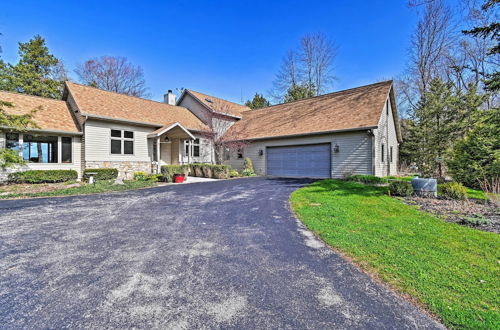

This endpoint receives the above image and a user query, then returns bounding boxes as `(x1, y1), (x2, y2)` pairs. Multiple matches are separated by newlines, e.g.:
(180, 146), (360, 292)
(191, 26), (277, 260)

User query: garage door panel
(266, 144), (331, 178)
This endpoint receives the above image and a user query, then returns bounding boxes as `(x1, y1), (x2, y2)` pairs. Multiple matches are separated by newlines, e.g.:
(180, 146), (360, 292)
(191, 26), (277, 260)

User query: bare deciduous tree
(300, 33), (337, 96)
(273, 33), (337, 102)
(399, 0), (454, 114)
(75, 56), (148, 97)
(201, 99), (248, 165)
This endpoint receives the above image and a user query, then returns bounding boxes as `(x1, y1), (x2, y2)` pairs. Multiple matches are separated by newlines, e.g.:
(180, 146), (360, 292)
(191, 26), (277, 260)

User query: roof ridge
(66, 81), (187, 110)
(187, 89), (249, 108)
(242, 80), (393, 114)
(0, 89), (67, 103)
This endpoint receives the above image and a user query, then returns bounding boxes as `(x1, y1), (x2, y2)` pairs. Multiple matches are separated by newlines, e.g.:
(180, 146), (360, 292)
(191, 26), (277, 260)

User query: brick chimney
(164, 90), (176, 105)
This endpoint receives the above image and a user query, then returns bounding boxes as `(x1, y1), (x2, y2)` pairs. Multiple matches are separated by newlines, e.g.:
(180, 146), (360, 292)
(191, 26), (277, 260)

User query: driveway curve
(0, 177), (443, 329)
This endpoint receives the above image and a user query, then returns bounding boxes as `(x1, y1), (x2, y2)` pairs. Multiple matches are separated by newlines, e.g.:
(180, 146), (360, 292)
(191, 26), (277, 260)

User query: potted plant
(173, 173), (186, 183)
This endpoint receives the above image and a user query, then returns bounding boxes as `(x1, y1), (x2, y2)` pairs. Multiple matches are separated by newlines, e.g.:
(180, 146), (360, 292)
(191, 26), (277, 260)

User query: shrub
(148, 174), (163, 182)
(212, 165), (231, 179)
(347, 174), (387, 185)
(241, 168), (256, 177)
(133, 171), (148, 181)
(8, 170), (78, 183)
(447, 108), (500, 189)
(243, 157), (254, 172)
(190, 163), (204, 177)
(461, 215), (490, 226)
(389, 181), (414, 197)
(439, 182), (468, 200)
(83, 168), (118, 181)
(202, 164), (213, 178)
(161, 165), (190, 182)
(229, 170), (239, 178)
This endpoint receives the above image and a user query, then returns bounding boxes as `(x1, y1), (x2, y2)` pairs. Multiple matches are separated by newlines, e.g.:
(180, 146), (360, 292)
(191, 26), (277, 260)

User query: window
(61, 137), (72, 163)
(6, 133), (19, 151)
(381, 144), (385, 163)
(237, 148), (243, 159)
(386, 100), (389, 116)
(390, 146), (393, 163)
(184, 139), (200, 158)
(23, 135), (58, 163)
(110, 129), (134, 155)
(192, 139), (200, 157)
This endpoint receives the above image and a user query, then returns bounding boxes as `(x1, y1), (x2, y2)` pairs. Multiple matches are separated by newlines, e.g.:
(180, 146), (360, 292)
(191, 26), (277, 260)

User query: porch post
(187, 139), (191, 165)
(156, 137), (161, 174)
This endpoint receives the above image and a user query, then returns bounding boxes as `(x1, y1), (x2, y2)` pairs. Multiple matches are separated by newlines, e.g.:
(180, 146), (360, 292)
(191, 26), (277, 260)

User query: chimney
(164, 90), (176, 105)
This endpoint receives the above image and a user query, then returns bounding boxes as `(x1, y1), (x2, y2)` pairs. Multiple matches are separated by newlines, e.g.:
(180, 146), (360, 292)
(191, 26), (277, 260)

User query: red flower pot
(173, 174), (185, 183)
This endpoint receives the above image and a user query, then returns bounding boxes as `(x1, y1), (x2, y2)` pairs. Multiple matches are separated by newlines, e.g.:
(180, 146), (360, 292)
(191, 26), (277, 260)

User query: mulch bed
(403, 196), (500, 234)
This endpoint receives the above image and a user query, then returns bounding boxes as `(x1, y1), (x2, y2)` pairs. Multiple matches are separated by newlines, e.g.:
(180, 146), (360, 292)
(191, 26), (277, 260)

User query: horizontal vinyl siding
(225, 131), (372, 178)
(374, 97), (399, 176)
(84, 119), (154, 162)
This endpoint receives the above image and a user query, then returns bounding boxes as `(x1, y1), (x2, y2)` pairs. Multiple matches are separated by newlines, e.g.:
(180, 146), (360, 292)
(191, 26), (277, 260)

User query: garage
(266, 143), (331, 178)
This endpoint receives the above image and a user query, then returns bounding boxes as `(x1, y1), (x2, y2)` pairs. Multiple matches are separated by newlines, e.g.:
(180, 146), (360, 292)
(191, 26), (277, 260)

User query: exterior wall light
(259, 149), (264, 156)
(334, 145), (340, 153)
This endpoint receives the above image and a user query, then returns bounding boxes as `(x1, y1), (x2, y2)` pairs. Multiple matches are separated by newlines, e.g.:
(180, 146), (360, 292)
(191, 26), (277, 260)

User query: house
(0, 80), (400, 181)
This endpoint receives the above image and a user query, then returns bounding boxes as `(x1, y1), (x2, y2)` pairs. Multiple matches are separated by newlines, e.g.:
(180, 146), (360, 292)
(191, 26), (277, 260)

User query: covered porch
(148, 123), (198, 173)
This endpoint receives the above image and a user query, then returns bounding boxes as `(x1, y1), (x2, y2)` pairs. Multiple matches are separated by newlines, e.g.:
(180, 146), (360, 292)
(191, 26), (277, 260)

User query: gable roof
(225, 81), (395, 141)
(0, 91), (80, 134)
(179, 89), (250, 118)
(65, 82), (208, 131)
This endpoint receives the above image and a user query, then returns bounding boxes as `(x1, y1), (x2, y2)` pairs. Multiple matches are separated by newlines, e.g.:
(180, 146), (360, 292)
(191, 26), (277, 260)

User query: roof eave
(228, 126), (378, 142)
(0, 126), (83, 136)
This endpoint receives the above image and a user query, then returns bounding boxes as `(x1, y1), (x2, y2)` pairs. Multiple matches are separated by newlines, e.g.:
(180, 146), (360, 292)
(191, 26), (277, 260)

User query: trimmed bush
(212, 165), (231, 179)
(229, 169), (239, 178)
(389, 180), (414, 197)
(133, 171), (148, 181)
(8, 170), (78, 183)
(190, 163), (204, 177)
(83, 168), (118, 181)
(439, 182), (468, 200)
(161, 165), (190, 182)
(202, 165), (213, 178)
(347, 174), (387, 185)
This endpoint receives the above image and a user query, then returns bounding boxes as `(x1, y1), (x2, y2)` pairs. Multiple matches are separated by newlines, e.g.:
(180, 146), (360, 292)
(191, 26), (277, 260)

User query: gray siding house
(0, 80), (401, 180)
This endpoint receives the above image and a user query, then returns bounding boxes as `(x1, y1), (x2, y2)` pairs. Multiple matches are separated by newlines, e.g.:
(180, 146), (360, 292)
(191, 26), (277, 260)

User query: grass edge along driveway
(290, 180), (499, 329)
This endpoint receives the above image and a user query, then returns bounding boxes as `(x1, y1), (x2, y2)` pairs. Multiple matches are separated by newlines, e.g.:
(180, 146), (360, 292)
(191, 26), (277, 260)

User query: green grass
(465, 187), (488, 200)
(0, 180), (156, 199)
(291, 180), (499, 329)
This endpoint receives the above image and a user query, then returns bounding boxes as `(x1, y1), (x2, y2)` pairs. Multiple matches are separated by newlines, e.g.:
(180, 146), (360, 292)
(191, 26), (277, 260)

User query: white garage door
(266, 144), (331, 178)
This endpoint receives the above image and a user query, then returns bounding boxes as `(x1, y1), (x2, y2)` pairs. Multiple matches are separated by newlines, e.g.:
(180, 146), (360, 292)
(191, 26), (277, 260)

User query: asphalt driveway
(0, 177), (443, 329)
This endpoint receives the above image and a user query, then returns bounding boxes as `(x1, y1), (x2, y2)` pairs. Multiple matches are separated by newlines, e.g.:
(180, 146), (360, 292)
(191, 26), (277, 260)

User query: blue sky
(0, 0), (418, 104)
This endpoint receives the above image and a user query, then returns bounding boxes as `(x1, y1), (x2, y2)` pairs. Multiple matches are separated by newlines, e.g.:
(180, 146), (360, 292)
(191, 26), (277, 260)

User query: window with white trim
(111, 129), (134, 155)
(184, 139), (200, 158)
(381, 144), (385, 163)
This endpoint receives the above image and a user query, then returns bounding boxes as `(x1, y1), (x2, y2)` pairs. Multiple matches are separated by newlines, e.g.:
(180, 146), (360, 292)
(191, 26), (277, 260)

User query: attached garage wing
(266, 144), (331, 178)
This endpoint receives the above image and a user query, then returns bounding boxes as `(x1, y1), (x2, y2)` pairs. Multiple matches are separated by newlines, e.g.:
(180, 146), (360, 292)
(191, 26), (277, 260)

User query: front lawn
(0, 180), (155, 199)
(290, 180), (499, 329)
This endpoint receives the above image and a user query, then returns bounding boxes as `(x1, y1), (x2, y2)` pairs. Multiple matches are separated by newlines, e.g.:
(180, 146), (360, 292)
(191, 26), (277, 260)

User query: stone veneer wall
(85, 161), (153, 180)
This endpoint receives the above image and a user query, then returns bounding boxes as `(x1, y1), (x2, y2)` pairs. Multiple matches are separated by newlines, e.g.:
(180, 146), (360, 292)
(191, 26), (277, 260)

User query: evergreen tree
(0, 35), (63, 99)
(245, 93), (270, 109)
(463, 0), (500, 92)
(406, 79), (457, 177)
(447, 108), (500, 188)
(284, 83), (314, 103)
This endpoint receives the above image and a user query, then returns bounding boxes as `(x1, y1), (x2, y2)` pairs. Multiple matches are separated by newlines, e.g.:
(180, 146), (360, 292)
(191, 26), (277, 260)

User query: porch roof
(147, 122), (195, 140)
